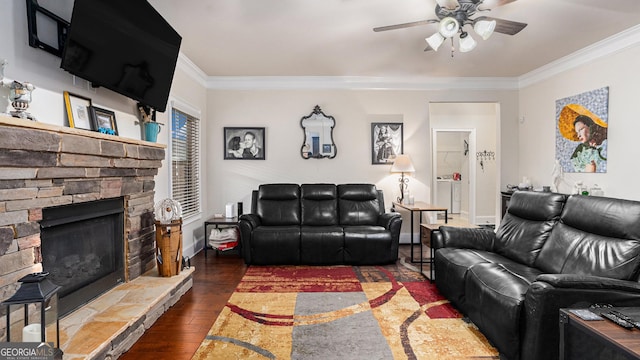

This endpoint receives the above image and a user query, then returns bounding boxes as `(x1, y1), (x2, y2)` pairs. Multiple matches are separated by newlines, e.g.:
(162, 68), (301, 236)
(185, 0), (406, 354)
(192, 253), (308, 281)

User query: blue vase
(144, 122), (160, 142)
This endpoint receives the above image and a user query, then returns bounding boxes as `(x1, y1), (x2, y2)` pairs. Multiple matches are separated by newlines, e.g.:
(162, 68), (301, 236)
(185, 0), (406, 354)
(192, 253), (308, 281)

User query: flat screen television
(60, 0), (181, 112)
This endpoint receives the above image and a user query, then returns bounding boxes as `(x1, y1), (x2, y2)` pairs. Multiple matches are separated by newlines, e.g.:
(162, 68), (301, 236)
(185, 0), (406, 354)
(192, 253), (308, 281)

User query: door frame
(431, 128), (477, 223)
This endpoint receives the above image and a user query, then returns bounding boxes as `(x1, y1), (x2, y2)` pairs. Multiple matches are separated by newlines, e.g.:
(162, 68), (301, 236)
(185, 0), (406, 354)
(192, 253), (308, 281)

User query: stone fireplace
(0, 115), (164, 317)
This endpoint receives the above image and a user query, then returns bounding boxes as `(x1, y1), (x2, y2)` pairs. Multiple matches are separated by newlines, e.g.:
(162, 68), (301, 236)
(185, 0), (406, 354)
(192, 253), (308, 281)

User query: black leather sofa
(432, 191), (640, 360)
(238, 183), (402, 265)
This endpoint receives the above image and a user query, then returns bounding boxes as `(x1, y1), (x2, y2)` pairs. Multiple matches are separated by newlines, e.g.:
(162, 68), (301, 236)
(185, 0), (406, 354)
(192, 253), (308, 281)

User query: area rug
(192, 263), (498, 360)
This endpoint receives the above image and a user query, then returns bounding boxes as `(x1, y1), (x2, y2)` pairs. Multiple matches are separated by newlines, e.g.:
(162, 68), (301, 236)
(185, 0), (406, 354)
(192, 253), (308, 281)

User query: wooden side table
(203, 216), (239, 257)
(560, 308), (640, 360)
(393, 201), (448, 264)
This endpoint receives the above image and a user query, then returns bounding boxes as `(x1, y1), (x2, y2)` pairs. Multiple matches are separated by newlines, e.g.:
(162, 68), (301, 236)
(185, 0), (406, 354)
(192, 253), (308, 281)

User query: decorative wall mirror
(300, 105), (336, 159)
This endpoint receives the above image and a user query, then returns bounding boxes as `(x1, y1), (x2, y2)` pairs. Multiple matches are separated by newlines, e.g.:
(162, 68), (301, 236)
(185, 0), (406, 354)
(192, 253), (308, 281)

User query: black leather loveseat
(238, 183), (402, 265)
(432, 191), (640, 360)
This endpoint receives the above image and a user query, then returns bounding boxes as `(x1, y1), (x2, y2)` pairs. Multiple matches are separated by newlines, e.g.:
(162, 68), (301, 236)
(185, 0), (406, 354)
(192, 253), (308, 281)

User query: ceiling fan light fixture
(459, 32), (477, 52)
(474, 19), (496, 40)
(438, 17), (459, 38)
(426, 32), (445, 51)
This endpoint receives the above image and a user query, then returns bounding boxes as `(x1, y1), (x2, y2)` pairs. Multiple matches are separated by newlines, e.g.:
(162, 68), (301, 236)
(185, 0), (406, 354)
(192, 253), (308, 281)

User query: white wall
(204, 89), (518, 245)
(518, 43), (640, 201)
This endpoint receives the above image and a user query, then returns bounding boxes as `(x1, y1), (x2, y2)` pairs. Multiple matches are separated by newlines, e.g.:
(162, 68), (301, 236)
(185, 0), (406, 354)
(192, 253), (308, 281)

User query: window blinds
(171, 107), (201, 218)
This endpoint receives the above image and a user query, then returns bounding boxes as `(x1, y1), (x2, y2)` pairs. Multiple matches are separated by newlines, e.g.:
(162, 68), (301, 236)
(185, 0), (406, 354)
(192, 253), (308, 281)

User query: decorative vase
(144, 122), (161, 142)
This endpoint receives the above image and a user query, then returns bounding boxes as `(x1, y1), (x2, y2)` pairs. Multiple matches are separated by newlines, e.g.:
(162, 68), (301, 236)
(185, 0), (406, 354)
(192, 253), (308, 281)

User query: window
(170, 103), (201, 219)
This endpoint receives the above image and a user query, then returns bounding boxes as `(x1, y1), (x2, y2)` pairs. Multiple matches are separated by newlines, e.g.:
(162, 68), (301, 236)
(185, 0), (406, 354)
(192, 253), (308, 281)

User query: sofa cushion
(301, 184), (338, 226)
(338, 184), (381, 226)
(464, 262), (538, 360)
(300, 226), (344, 264)
(256, 184), (301, 226)
(343, 225), (393, 264)
(535, 195), (640, 280)
(494, 192), (566, 266)
(251, 226), (301, 264)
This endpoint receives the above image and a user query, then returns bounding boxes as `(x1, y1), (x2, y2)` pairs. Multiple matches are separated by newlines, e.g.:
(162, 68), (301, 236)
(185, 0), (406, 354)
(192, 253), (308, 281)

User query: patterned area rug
(192, 262), (498, 360)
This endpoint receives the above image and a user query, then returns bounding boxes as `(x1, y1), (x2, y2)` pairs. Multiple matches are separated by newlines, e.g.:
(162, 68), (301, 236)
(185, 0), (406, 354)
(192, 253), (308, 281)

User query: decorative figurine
(1, 60), (37, 121)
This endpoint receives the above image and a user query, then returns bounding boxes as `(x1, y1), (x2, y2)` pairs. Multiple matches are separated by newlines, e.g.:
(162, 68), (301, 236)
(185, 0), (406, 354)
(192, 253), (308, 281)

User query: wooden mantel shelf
(0, 114), (166, 149)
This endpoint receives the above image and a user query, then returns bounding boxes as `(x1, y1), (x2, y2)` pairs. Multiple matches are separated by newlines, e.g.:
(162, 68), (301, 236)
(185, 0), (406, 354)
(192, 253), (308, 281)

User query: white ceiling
(147, 0), (640, 79)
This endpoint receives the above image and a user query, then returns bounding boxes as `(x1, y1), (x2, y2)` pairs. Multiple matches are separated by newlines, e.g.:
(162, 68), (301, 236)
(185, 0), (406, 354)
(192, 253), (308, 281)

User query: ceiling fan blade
(373, 19), (439, 32)
(435, 0), (460, 10)
(477, 0), (518, 8)
(475, 16), (527, 35)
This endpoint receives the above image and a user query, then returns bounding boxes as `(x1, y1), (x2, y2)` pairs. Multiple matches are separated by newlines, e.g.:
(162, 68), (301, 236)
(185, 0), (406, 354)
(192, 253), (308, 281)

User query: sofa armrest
(432, 226), (495, 250)
(535, 273), (640, 293)
(378, 212), (401, 229)
(520, 275), (640, 360)
(238, 214), (262, 264)
(239, 213), (261, 229)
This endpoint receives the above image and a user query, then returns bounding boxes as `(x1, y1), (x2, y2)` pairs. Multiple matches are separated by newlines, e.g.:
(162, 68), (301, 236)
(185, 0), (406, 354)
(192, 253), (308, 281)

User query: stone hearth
(0, 115), (193, 358)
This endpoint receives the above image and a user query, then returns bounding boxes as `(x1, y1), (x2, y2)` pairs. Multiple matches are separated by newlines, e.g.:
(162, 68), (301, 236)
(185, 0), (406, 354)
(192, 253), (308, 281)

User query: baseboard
(475, 215), (495, 226)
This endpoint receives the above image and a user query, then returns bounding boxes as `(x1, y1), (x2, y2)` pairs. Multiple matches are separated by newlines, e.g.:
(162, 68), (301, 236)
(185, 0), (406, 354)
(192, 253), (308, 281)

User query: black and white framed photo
(64, 91), (93, 130)
(224, 127), (265, 160)
(371, 122), (403, 164)
(90, 106), (118, 135)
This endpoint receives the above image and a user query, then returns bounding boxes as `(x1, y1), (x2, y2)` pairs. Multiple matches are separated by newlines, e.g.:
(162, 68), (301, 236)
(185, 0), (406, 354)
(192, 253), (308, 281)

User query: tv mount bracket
(26, 0), (70, 58)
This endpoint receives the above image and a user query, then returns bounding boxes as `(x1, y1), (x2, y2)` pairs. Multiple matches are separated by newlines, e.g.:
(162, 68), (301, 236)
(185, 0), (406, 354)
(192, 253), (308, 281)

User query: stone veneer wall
(0, 116), (165, 308)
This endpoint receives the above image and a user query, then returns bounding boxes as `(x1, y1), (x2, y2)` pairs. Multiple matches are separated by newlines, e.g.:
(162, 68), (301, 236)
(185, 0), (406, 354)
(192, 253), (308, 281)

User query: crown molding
(175, 25), (640, 91)
(518, 24), (640, 88)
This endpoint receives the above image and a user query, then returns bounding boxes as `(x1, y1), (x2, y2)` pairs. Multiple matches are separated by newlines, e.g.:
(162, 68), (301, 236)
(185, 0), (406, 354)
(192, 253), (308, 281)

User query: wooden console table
(560, 308), (640, 359)
(393, 202), (448, 264)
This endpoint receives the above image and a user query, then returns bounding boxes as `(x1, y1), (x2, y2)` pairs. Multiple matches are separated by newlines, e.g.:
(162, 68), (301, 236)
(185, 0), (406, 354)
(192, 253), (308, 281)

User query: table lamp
(390, 154), (415, 203)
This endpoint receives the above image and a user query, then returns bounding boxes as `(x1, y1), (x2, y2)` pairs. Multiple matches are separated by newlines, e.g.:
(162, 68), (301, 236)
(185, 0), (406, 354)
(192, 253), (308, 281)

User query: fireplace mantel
(0, 114), (166, 308)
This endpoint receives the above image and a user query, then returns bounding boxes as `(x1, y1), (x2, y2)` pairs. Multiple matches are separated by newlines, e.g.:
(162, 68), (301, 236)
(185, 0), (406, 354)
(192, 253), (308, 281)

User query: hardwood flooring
(120, 250), (247, 360)
(119, 245), (425, 359)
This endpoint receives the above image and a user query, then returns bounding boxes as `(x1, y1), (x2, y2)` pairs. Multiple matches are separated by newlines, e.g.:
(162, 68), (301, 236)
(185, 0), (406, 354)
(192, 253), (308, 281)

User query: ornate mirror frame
(300, 105), (337, 159)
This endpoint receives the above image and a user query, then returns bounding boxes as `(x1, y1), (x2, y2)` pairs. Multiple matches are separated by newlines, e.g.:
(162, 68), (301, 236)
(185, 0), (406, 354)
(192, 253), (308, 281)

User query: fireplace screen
(41, 198), (125, 317)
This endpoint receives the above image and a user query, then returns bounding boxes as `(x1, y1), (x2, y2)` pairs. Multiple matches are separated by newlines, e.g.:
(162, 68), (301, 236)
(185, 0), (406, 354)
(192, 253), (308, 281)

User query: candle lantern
(1, 272), (63, 359)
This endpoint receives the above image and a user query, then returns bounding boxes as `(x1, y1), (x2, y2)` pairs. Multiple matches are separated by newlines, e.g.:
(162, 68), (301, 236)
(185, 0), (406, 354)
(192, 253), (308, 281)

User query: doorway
(429, 102), (499, 225)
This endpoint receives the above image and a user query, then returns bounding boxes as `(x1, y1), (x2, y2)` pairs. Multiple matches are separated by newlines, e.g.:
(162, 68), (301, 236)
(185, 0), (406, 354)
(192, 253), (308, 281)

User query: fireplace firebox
(40, 198), (125, 317)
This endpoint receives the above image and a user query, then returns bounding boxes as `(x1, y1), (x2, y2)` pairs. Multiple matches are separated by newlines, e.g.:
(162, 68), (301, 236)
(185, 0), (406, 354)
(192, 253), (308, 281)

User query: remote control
(602, 311), (635, 329)
(609, 310), (640, 329)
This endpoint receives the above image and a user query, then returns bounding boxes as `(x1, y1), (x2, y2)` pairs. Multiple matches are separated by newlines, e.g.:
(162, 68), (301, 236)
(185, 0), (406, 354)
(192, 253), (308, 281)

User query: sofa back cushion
(301, 184), (338, 226)
(256, 184), (301, 226)
(494, 192), (567, 266)
(338, 184), (381, 226)
(535, 195), (640, 280)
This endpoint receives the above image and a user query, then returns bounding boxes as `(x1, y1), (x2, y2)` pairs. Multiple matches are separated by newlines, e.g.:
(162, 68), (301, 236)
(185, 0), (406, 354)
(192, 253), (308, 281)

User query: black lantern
(1, 272), (63, 359)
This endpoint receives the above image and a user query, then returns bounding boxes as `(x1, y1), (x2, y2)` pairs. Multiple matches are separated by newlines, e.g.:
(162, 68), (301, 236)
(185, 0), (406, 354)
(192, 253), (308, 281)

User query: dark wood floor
(120, 249), (247, 360)
(119, 245), (424, 359)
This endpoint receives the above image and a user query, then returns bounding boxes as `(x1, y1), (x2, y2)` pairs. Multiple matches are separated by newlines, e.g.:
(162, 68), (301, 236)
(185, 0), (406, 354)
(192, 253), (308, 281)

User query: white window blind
(171, 107), (201, 219)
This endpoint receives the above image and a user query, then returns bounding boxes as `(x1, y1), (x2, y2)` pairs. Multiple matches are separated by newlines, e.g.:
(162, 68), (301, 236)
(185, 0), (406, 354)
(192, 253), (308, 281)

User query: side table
(203, 216), (239, 257)
(560, 308), (640, 360)
(393, 201), (448, 264)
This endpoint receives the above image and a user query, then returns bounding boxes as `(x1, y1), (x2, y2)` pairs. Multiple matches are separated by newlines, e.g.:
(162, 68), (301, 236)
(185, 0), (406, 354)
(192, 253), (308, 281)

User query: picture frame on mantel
(64, 91), (93, 131)
(90, 106), (119, 135)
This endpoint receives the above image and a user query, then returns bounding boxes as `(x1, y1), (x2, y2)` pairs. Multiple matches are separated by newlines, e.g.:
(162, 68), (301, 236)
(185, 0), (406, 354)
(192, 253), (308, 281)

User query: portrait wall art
(371, 122), (403, 165)
(555, 86), (609, 173)
(224, 127), (265, 160)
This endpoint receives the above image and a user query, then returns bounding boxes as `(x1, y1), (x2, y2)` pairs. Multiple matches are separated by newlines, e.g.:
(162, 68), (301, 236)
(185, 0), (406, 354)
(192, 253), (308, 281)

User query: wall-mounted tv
(60, 0), (181, 112)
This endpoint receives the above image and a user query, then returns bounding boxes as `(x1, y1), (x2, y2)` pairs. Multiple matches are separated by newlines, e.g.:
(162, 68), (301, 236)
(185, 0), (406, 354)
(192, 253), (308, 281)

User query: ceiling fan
(373, 0), (527, 55)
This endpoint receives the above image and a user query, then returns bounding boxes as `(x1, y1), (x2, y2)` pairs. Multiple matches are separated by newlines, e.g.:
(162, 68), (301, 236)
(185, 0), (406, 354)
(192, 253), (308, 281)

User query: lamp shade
(473, 19), (496, 40)
(438, 17), (459, 38)
(425, 32), (445, 51)
(390, 154), (415, 173)
(459, 33), (477, 52)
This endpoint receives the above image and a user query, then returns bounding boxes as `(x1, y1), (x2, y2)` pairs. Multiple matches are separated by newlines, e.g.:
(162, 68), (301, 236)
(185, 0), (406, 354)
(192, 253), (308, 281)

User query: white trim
(174, 26), (640, 91)
(518, 24), (640, 88)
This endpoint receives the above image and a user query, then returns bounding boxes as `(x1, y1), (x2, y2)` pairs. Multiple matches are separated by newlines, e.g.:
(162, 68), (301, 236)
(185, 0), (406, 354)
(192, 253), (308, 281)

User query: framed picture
(371, 122), (403, 164)
(64, 91), (93, 130)
(224, 127), (265, 160)
(90, 106), (119, 135)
